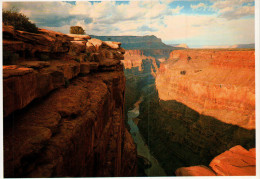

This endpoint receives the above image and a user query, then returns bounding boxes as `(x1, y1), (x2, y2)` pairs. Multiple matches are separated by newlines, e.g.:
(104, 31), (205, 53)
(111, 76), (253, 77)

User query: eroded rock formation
(3, 25), (137, 177)
(176, 145), (256, 176)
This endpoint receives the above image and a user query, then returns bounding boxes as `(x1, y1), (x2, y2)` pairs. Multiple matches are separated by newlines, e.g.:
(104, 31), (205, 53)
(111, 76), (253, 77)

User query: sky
(2, 0), (255, 47)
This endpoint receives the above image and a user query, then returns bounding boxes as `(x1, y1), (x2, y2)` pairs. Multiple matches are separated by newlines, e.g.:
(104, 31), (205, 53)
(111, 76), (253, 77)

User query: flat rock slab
(19, 61), (50, 69)
(67, 34), (91, 40)
(3, 65), (34, 78)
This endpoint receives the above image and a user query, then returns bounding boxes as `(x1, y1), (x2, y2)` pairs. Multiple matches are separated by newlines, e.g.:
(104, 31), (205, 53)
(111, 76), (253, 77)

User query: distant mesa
(169, 43), (189, 49)
(202, 43), (255, 49)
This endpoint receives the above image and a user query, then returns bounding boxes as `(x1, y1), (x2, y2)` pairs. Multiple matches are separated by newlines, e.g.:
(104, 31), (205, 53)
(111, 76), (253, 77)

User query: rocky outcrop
(176, 145), (256, 176)
(3, 25), (136, 177)
(156, 49), (255, 129)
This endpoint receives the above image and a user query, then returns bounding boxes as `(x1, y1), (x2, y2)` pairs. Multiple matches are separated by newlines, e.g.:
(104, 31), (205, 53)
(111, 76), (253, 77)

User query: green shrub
(70, 26), (85, 34)
(3, 8), (39, 33)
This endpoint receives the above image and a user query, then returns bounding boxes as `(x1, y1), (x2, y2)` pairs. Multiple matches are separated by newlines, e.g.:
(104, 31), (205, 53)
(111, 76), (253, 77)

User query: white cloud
(191, 3), (207, 10)
(2, 1), (254, 46)
(210, 0), (254, 19)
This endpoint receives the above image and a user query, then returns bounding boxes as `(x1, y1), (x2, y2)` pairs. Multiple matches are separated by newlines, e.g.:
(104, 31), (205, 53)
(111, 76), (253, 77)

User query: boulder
(88, 38), (104, 50)
(103, 41), (121, 49)
(67, 34), (91, 41)
(86, 41), (97, 53)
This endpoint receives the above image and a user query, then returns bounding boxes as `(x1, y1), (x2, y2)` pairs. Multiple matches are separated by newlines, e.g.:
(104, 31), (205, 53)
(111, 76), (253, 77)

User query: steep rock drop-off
(137, 49), (255, 175)
(3, 25), (137, 177)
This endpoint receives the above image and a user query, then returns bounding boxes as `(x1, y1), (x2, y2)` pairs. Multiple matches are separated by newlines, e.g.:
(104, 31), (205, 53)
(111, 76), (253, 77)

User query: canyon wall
(137, 49), (255, 175)
(3, 25), (137, 177)
(156, 49), (255, 129)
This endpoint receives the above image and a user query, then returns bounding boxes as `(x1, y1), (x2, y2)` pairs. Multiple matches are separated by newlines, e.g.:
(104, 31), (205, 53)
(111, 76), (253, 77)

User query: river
(127, 97), (166, 176)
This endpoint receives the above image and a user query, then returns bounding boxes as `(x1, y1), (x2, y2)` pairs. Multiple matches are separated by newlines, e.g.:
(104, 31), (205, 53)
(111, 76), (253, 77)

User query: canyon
(2, 25), (256, 177)
(121, 45), (255, 176)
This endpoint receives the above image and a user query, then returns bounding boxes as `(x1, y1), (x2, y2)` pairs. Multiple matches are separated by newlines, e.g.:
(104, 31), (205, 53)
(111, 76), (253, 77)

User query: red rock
(69, 41), (87, 56)
(209, 145), (256, 176)
(104, 41), (121, 49)
(3, 25), (72, 56)
(19, 61), (50, 69)
(80, 62), (91, 75)
(3, 59), (80, 117)
(67, 34), (91, 41)
(156, 49), (255, 129)
(100, 59), (121, 67)
(88, 38), (104, 50)
(175, 165), (216, 176)
(175, 146), (256, 176)
(122, 50), (156, 71)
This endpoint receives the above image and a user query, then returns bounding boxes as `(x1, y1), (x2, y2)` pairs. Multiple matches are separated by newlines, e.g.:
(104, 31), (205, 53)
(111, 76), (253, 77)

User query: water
(127, 97), (166, 176)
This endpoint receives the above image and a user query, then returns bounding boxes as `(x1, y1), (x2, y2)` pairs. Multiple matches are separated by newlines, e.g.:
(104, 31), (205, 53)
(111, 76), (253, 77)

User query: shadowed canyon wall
(3, 25), (137, 177)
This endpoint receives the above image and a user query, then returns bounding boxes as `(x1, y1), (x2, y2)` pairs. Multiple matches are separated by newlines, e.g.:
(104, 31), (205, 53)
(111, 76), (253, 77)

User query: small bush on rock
(70, 26), (85, 35)
(3, 8), (39, 33)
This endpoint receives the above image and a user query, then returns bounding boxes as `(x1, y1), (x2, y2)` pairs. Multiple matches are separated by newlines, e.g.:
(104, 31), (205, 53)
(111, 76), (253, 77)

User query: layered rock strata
(156, 49), (255, 129)
(3, 25), (137, 177)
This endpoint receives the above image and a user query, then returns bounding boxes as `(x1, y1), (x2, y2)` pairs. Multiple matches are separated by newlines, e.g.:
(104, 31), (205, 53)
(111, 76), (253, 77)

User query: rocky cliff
(3, 25), (137, 177)
(137, 49), (255, 175)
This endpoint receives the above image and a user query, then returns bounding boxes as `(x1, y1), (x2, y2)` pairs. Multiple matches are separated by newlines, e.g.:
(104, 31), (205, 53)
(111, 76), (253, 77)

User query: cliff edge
(3, 25), (137, 177)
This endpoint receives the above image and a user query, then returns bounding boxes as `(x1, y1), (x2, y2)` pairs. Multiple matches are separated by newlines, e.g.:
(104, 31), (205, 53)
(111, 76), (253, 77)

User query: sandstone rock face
(156, 49), (255, 129)
(3, 26), (73, 57)
(175, 145), (256, 176)
(3, 26), (136, 177)
(122, 50), (156, 71)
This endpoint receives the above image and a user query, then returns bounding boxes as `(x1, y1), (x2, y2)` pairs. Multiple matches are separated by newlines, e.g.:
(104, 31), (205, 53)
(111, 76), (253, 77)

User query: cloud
(210, 0), (254, 19)
(191, 3), (207, 10)
(2, 1), (254, 46)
